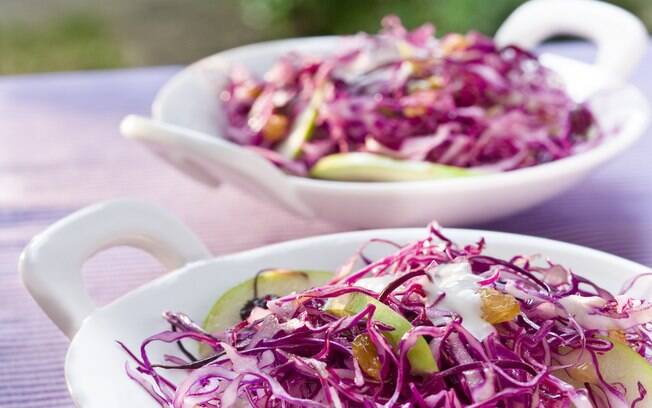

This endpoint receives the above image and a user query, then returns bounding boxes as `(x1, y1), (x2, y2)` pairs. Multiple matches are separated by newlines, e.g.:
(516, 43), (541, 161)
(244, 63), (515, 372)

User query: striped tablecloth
(1, 42), (651, 407)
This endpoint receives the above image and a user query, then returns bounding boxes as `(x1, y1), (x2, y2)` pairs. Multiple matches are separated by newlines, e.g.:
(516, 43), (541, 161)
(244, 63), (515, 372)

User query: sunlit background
(1, 0), (651, 74)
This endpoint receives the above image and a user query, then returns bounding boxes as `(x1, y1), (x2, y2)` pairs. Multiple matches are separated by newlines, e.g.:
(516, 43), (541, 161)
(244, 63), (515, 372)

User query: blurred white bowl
(121, 0), (650, 228)
(19, 200), (652, 407)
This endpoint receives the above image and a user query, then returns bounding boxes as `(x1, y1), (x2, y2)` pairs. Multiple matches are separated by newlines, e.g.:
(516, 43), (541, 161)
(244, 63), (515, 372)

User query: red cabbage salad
(121, 225), (652, 407)
(220, 16), (600, 181)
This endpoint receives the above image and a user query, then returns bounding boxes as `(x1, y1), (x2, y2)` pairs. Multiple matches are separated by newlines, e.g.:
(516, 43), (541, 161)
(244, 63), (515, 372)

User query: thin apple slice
(325, 292), (438, 374)
(200, 269), (332, 356)
(554, 336), (652, 405)
(277, 91), (322, 159)
(309, 152), (474, 181)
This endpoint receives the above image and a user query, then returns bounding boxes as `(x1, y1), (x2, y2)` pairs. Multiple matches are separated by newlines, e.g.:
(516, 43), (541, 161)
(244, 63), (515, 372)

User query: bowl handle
(495, 0), (647, 81)
(120, 115), (314, 218)
(18, 199), (211, 339)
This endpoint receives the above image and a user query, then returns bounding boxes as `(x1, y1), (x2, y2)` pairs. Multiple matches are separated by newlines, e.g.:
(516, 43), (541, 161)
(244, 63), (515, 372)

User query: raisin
(479, 288), (520, 324)
(352, 334), (382, 380)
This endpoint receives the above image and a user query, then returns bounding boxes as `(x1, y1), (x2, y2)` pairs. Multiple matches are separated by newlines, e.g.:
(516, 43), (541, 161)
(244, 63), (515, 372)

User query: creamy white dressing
(424, 262), (495, 340)
(341, 269), (495, 340)
(353, 275), (395, 293)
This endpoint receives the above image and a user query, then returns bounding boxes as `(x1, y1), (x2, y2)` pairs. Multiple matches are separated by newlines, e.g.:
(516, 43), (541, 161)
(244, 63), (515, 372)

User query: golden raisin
(352, 334), (382, 380)
(479, 288), (520, 324)
(262, 114), (289, 142)
(403, 106), (427, 118)
(608, 330), (626, 343)
(441, 34), (469, 55)
(427, 75), (445, 89)
(567, 361), (596, 384)
(235, 84), (262, 100)
(402, 59), (429, 77)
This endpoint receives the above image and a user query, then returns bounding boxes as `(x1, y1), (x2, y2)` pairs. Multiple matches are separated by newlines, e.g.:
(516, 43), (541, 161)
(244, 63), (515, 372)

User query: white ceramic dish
(120, 0), (649, 228)
(19, 200), (652, 407)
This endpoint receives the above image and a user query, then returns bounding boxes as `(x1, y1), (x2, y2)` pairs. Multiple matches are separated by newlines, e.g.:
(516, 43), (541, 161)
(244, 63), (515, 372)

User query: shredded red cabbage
(220, 16), (600, 177)
(122, 225), (652, 407)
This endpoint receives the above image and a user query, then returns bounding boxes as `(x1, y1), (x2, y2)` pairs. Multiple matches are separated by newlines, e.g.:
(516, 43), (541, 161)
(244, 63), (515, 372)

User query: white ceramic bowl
(120, 0), (650, 228)
(19, 200), (652, 407)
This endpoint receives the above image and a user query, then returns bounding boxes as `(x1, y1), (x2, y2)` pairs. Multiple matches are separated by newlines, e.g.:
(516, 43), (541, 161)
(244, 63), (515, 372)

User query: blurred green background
(1, 0), (650, 75)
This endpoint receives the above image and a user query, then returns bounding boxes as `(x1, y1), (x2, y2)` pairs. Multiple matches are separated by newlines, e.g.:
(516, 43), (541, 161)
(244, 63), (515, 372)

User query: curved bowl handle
(18, 199), (211, 339)
(495, 0), (647, 81)
(121, 115), (314, 218)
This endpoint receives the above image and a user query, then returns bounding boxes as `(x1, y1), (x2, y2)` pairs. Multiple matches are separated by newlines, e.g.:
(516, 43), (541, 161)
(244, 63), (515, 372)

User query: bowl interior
(66, 228), (651, 407)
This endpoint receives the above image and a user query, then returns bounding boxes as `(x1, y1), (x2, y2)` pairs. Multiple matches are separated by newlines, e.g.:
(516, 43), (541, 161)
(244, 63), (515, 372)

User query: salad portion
(221, 16), (600, 181)
(122, 226), (652, 407)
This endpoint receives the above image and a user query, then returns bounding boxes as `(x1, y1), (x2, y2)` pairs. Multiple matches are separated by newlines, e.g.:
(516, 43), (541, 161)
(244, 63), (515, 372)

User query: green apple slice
(554, 336), (652, 404)
(325, 292), (438, 374)
(309, 152), (474, 181)
(277, 91), (322, 159)
(200, 269), (333, 356)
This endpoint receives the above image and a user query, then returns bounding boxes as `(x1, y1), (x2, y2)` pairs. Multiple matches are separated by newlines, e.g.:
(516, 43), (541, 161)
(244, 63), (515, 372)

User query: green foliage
(0, 14), (123, 74)
(238, 0), (652, 37)
(0, 0), (649, 74)
(240, 0), (526, 36)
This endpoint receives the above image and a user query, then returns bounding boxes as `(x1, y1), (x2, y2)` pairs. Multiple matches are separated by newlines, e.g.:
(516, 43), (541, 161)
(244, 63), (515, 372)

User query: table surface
(1, 42), (651, 407)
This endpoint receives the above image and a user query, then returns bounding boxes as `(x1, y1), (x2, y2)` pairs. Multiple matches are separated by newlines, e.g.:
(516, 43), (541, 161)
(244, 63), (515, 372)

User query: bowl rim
(64, 226), (651, 407)
(151, 35), (650, 192)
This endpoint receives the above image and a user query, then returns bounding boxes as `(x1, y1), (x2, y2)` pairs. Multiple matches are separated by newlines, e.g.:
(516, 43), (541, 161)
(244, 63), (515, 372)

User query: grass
(0, 14), (124, 75)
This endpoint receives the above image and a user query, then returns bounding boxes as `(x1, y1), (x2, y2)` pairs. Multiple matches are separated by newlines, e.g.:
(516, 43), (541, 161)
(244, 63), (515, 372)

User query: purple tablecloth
(0, 42), (651, 407)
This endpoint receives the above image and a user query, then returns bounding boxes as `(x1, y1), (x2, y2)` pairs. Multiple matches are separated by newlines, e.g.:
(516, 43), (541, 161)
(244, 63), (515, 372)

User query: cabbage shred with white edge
(220, 16), (600, 177)
(121, 224), (652, 407)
